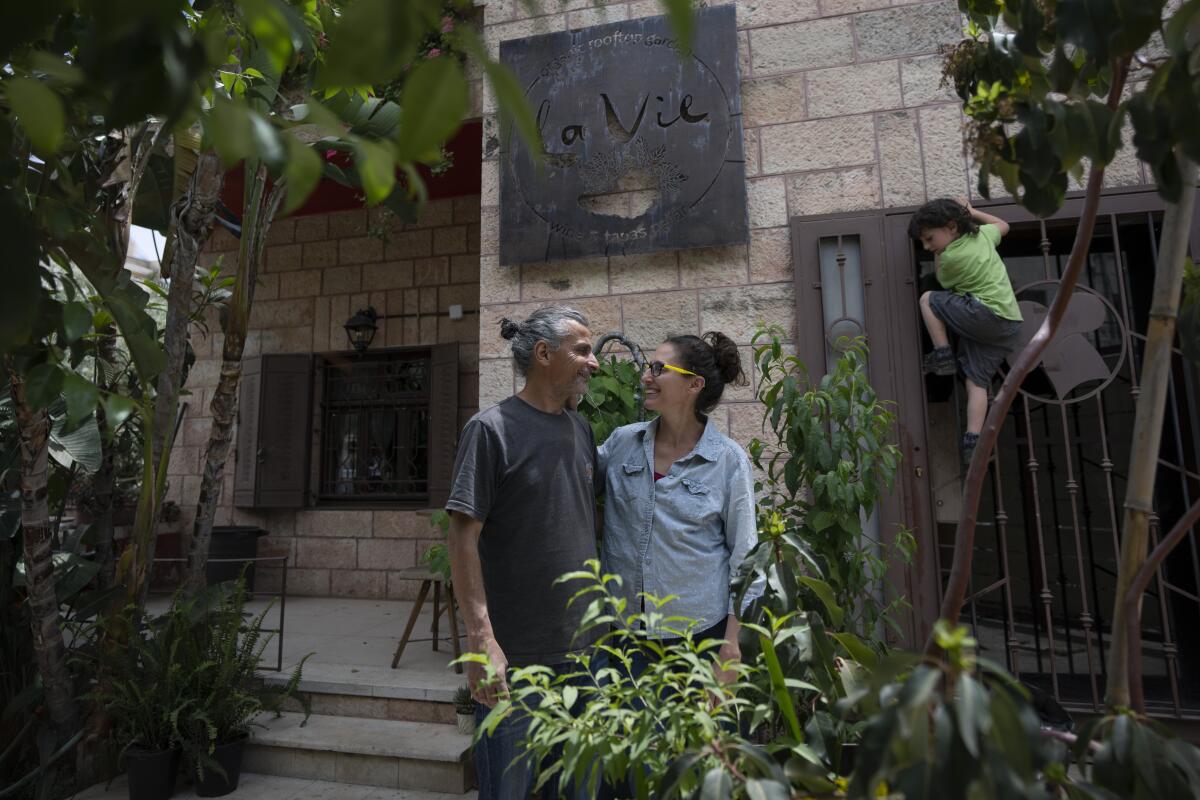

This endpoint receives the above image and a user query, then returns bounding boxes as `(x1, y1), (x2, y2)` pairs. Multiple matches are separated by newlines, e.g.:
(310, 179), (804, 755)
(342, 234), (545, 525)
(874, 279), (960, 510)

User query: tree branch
(929, 57), (1131, 652)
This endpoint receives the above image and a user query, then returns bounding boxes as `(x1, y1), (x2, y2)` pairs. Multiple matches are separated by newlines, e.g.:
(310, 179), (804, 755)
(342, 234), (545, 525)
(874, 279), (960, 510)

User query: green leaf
(49, 413), (101, 471)
(954, 673), (988, 757)
(24, 363), (63, 410)
(280, 135), (321, 215)
(353, 139), (397, 204)
(1164, 0), (1200, 52)
(699, 767), (732, 800)
(396, 58), (468, 162)
(6, 77), (65, 153)
(758, 633), (804, 742)
(830, 632), (877, 670)
(240, 0), (299, 77)
(744, 779), (790, 800)
(61, 373), (99, 427)
(661, 0), (696, 54)
(61, 302), (92, 343)
(207, 95), (255, 167)
(249, 111), (286, 170)
(318, 0), (420, 88)
(458, 29), (541, 158)
(797, 575), (844, 628)
(101, 394), (137, 430)
(1110, 0), (1167, 56)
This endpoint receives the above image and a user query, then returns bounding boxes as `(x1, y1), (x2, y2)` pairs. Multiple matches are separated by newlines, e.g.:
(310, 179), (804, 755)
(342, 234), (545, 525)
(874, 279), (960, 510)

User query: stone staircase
(250, 663), (476, 796)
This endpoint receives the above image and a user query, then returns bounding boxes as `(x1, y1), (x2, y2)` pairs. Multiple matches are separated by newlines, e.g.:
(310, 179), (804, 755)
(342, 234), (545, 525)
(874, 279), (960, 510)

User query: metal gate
(885, 191), (1200, 718)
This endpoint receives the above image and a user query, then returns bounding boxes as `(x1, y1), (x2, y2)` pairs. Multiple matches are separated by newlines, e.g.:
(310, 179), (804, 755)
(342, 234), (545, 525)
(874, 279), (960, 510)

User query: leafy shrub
(741, 330), (907, 642)
(469, 561), (771, 800)
(579, 355), (647, 446)
(420, 509), (452, 584)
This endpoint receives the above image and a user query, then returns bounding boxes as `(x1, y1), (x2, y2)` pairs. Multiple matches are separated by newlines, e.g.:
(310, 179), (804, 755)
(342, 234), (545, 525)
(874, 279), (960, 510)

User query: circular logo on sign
(1007, 281), (1127, 405)
(507, 30), (737, 249)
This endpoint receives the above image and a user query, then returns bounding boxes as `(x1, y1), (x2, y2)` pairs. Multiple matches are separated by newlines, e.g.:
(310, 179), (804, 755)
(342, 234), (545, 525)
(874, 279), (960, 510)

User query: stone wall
(168, 196), (481, 599)
(474, 0), (1149, 436)
(167, 0), (1157, 601)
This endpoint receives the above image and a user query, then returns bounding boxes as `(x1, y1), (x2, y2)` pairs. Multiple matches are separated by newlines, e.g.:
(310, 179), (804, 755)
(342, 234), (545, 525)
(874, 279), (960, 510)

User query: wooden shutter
(426, 343), (459, 509)
(233, 357), (262, 508)
(256, 354), (313, 507)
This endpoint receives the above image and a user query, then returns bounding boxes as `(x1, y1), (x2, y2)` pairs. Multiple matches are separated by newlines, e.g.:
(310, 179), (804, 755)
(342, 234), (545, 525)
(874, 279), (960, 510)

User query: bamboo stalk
(1125, 499), (1200, 713)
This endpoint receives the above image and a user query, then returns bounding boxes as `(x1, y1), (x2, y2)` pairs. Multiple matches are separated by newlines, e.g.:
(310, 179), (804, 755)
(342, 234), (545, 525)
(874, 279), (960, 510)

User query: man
(446, 305), (601, 800)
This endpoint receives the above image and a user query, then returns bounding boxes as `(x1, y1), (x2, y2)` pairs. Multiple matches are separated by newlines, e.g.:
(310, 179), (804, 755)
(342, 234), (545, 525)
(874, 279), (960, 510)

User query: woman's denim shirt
(597, 417), (762, 637)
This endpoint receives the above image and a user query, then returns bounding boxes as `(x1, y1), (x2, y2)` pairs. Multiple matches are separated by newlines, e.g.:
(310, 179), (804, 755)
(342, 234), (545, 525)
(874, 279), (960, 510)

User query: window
(234, 345), (459, 510)
(319, 353), (431, 502)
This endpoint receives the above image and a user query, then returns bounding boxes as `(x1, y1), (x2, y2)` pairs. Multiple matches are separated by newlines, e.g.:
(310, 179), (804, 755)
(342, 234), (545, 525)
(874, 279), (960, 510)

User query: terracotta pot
(125, 746), (180, 800)
(194, 736), (247, 797)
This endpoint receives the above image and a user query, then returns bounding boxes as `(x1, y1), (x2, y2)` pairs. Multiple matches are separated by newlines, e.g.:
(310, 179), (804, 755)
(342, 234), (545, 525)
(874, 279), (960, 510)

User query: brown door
(791, 214), (941, 647)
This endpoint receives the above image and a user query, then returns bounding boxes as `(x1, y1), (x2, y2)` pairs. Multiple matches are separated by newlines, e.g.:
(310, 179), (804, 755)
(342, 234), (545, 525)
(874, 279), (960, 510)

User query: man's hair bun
(499, 318), (521, 340)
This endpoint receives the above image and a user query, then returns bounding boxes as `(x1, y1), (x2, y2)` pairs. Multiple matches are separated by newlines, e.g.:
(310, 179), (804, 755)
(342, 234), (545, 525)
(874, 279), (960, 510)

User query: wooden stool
(390, 566), (463, 674)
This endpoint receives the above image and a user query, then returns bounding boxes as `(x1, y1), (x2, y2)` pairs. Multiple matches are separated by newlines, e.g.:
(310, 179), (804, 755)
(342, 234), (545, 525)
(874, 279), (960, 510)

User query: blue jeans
(474, 662), (594, 800)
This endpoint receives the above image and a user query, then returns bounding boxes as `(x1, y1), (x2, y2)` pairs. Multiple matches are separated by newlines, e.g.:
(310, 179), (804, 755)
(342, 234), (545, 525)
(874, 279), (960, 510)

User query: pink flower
(426, 47), (442, 59)
(324, 149), (337, 160)
(441, 16), (454, 33)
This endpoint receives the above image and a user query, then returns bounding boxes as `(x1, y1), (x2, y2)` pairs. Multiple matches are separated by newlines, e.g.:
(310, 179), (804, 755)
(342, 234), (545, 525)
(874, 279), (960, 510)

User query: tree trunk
(151, 148), (224, 470)
(7, 361), (81, 778)
(183, 165), (283, 595)
(930, 60), (1131, 647)
(91, 327), (121, 593)
(1105, 153), (1198, 709)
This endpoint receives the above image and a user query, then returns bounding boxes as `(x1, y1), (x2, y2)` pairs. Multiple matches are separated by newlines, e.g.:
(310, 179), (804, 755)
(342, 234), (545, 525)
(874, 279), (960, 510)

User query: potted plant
(93, 603), (195, 800)
(177, 577), (310, 797)
(453, 685), (475, 735)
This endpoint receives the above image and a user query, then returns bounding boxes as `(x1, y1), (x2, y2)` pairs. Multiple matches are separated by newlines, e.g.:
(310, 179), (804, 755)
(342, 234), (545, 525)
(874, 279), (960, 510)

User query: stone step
(75, 771), (479, 800)
(262, 663), (468, 725)
(245, 712), (475, 794)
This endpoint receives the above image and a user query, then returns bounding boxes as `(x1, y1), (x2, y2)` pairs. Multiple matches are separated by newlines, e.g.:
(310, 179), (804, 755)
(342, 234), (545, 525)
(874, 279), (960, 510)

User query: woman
(597, 331), (761, 679)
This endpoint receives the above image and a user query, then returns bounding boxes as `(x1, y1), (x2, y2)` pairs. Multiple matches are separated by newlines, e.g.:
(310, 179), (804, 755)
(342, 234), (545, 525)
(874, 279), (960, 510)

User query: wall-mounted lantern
(344, 307), (378, 353)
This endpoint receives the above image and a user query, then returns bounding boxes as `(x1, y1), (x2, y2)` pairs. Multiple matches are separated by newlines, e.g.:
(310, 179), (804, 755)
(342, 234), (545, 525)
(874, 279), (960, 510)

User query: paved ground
(145, 594), (466, 686)
(72, 772), (477, 800)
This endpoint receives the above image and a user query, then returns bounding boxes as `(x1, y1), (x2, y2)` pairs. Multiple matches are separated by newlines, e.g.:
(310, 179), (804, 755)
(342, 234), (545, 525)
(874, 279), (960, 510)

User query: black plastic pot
(195, 736), (247, 797)
(206, 526), (267, 591)
(836, 743), (858, 776)
(125, 746), (180, 800)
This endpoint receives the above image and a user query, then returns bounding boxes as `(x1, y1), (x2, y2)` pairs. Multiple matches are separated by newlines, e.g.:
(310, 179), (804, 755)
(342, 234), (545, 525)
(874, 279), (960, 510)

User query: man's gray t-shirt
(445, 396), (601, 666)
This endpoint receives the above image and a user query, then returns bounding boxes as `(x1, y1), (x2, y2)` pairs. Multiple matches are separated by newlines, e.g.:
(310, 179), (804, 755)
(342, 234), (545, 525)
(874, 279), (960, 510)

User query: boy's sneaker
(922, 346), (956, 376)
(961, 432), (980, 467)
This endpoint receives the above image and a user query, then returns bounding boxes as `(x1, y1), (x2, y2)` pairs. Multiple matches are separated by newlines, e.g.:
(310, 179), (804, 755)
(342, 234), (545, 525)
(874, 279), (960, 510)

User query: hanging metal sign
(499, 5), (747, 264)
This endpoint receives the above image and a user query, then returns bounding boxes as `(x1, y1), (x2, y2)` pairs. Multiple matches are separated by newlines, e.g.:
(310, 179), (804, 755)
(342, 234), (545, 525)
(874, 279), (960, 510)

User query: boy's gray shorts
(928, 291), (1022, 388)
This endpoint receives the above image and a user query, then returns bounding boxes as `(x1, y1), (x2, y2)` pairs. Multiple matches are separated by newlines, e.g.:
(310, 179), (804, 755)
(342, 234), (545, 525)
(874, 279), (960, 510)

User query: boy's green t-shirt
(936, 223), (1023, 321)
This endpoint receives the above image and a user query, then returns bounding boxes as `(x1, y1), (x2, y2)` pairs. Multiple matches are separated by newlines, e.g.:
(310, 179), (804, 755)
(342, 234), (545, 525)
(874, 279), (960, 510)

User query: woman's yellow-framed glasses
(644, 360), (698, 378)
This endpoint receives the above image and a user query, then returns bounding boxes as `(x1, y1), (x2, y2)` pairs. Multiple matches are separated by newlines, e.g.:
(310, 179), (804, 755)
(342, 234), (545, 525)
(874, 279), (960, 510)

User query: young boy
(909, 197), (1023, 466)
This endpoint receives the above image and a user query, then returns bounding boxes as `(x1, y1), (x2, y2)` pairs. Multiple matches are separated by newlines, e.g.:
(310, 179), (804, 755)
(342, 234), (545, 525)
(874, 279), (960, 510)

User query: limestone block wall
(474, 0), (1149, 443)
(168, 196), (481, 599)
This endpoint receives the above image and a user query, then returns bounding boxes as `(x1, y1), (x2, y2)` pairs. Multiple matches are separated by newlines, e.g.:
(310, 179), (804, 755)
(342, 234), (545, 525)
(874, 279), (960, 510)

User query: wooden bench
(389, 566), (463, 674)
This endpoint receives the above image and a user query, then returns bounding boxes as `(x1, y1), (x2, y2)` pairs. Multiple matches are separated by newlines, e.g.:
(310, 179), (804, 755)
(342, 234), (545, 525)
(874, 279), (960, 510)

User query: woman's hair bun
(702, 331), (747, 386)
(499, 318), (521, 340)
